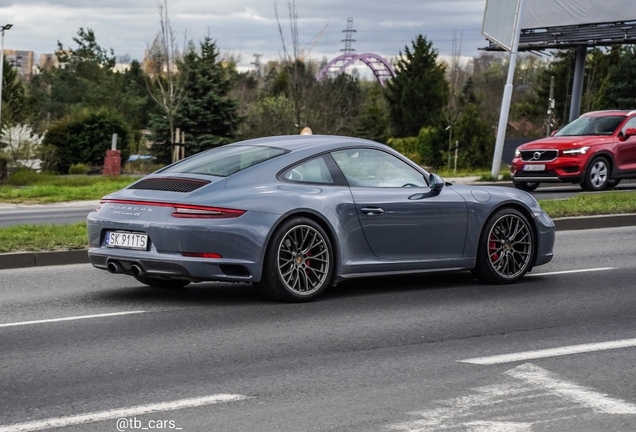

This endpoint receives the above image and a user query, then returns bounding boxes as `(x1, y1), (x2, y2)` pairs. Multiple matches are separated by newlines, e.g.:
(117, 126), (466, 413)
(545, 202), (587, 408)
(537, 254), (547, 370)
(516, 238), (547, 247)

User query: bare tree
(273, 0), (314, 132)
(442, 30), (465, 169)
(145, 0), (187, 161)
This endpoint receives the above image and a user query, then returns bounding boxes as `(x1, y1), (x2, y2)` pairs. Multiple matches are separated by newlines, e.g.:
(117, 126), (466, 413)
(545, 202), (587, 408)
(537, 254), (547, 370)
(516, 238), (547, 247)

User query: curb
(553, 213), (636, 231)
(0, 249), (90, 270)
(1, 214), (636, 271)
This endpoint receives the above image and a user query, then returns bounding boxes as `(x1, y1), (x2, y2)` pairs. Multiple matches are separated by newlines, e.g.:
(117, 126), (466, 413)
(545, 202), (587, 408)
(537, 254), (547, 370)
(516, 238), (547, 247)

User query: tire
(581, 157), (610, 191)
(255, 217), (333, 302)
(514, 181), (540, 192)
(134, 275), (190, 289)
(472, 208), (535, 284)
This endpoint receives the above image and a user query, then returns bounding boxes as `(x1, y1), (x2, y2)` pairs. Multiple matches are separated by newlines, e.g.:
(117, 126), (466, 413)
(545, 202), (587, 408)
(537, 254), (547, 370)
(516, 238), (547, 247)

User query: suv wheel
(581, 157), (610, 191)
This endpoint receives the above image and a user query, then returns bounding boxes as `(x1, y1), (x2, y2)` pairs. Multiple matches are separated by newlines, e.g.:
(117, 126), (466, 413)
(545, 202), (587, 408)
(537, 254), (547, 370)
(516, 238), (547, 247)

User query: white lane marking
(388, 363), (636, 431)
(0, 311), (146, 328)
(0, 394), (250, 432)
(459, 337), (636, 365)
(506, 363), (636, 414)
(527, 267), (614, 277)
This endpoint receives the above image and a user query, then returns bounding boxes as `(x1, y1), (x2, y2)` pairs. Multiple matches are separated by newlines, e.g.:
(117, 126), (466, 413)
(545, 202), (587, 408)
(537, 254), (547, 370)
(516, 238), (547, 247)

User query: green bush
(123, 159), (164, 175)
(41, 108), (130, 174)
(6, 168), (46, 186)
(68, 163), (90, 175)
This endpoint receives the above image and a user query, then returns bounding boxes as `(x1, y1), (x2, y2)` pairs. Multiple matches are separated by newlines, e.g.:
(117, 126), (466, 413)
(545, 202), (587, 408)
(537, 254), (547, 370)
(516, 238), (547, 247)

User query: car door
(330, 148), (468, 261)
(616, 116), (636, 173)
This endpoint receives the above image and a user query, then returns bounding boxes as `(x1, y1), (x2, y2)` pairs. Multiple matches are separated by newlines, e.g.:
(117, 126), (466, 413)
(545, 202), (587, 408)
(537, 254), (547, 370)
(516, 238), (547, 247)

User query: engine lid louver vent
(128, 178), (210, 193)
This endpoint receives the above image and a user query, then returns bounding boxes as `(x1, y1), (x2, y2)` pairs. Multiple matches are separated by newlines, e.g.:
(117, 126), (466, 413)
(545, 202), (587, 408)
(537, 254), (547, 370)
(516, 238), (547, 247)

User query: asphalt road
(1, 227), (636, 431)
(0, 201), (99, 227)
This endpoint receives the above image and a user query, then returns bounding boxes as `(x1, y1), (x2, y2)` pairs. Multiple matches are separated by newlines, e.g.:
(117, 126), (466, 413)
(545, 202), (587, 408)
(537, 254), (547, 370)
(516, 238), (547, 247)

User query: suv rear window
(160, 145), (287, 177)
(556, 115), (625, 136)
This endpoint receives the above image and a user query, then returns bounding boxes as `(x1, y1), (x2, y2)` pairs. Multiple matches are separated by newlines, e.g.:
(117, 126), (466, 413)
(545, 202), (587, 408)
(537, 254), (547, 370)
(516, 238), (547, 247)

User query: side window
(621, 117), (636, 134)
(282, 156), (334, 184)
(331, 148), (427, 188)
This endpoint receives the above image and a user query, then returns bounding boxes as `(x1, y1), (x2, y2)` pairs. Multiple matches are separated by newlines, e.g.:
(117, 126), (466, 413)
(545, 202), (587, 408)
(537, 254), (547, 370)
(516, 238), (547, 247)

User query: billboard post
(483, 0), (525, 178)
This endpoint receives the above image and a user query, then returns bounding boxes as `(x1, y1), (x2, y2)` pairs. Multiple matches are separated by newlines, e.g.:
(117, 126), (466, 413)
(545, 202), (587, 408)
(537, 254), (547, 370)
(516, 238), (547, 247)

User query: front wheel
(472, 208), (535, 284)
(514, 181), (539, 192)
(255, 217), (333, 302)
(581, 157), (610, 191)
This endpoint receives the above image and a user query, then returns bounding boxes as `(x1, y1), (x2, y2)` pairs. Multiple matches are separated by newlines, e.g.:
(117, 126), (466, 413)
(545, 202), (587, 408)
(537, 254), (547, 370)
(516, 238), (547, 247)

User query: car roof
(225, 135), (381, 151)
(582, 110), (636, 117)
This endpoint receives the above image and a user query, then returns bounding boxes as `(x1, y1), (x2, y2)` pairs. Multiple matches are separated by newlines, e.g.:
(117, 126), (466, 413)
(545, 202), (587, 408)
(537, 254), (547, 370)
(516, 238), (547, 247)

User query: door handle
(361, 207), (384, 215)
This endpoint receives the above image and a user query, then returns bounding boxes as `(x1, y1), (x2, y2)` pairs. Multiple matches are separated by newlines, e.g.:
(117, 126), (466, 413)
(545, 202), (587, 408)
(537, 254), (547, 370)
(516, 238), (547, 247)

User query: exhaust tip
(107, 261), (123, 274)
(130, 264), (143, 276)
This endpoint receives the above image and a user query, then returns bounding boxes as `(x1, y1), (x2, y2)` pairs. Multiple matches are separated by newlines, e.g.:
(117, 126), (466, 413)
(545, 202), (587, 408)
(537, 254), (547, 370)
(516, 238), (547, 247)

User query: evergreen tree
(29, 28), (147, 131)
(454, 104), (494, 169)
(385, 35), (449, 137)
(600, 46), (636, 110)
(174, 37), (241, 156)
(1, 57), (38, 128)
(354, 83), (389, 143)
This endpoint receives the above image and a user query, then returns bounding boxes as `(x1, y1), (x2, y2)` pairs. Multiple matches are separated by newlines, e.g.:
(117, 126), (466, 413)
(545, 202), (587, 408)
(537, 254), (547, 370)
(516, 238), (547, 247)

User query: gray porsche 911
(87, 135), (555, 302)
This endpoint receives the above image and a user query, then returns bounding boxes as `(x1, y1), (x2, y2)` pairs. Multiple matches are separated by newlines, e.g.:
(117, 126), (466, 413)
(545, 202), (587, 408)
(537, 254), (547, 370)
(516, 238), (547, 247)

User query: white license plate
(523, 164), (545, 171)
(105, 231), (148, 250)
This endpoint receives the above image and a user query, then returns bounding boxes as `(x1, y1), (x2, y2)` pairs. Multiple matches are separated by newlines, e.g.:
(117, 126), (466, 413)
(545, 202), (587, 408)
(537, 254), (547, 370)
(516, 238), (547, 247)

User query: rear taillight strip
(100, 199), (245, 219)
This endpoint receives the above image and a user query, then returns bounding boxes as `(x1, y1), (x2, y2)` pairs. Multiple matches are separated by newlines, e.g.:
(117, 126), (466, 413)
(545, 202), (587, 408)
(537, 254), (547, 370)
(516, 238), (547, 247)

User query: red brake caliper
(305, 251), (312, 275)
(489, 236), (499, 262)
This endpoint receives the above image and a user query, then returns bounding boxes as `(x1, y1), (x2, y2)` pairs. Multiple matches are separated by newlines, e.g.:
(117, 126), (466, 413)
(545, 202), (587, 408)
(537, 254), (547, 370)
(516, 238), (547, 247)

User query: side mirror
(429, 173), (444, 193)
(625, 128), (636, 139)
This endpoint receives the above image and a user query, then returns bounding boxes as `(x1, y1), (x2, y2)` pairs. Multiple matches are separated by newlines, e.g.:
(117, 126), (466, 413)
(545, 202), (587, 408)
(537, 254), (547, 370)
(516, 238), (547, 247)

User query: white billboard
(482, 0), (521, 51)
(522, 0), (636, 29)
(483, 0), (636, 51)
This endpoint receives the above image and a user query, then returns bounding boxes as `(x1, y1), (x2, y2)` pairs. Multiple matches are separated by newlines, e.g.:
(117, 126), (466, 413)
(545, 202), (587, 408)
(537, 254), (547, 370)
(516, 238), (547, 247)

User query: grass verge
(538, 190), (636, 218)
(0, 176), (137, 204)
(0, 222), (87, 253)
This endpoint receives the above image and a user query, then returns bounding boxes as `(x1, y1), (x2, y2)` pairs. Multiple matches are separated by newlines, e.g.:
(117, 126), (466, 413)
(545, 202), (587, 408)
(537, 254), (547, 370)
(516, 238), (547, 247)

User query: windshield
(160, 145), (287, 177)
(555, 115), (625, 137)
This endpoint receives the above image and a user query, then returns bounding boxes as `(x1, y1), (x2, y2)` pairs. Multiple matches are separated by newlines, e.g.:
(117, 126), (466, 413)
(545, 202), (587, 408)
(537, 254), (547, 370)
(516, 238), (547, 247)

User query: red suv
(511, 110), (636, 191)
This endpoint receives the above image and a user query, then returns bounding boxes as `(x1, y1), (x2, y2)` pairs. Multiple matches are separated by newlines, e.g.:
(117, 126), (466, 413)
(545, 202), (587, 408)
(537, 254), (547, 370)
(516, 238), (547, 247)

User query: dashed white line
(0, 394), (250, 432)
(527, 267), (614, 277)
(0, 311), (146, 328)
(459, 338), (636, 365)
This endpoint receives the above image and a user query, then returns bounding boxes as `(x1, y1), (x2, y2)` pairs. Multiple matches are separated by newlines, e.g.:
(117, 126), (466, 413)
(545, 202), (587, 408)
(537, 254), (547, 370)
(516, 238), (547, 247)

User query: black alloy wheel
(255, 217), (333, 302)
(473, 208), (535, 284)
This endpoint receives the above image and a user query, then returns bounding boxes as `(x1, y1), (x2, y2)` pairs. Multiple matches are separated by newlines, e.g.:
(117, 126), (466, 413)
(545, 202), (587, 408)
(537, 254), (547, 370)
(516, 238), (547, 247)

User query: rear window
(556, 115), (625, 136)
(160, 145), (287, 177)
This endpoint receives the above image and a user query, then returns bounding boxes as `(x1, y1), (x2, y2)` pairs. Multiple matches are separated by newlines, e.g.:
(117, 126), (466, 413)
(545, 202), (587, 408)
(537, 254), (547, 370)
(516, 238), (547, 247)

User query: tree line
(1, 22), (636, 174)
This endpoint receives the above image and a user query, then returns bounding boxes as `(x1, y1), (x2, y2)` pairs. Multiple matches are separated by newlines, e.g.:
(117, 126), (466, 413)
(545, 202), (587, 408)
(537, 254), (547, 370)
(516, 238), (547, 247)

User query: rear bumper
(86, 209), (281, 283)
(88, 248), (260, 282)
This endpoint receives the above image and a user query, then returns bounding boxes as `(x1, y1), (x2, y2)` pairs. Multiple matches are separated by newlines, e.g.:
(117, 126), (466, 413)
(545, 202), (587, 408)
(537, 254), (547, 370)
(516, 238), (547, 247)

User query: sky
(1, 0), (491, 70)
